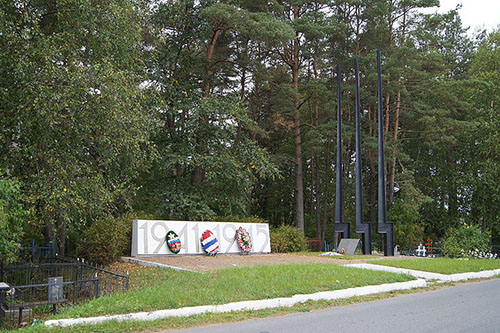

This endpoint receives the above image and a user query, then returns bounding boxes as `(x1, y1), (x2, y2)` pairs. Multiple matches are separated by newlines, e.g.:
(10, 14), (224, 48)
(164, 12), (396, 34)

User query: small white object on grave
(416, 243), (427, 257)
(321, 252), (343, 256)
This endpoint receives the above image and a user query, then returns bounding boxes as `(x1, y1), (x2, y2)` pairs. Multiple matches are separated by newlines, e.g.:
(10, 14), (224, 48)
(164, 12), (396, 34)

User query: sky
(422, 0), (500, 33)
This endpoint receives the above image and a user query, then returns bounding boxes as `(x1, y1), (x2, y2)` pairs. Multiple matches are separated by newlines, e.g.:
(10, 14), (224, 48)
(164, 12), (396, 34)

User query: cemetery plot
(0, 260), (128, 327)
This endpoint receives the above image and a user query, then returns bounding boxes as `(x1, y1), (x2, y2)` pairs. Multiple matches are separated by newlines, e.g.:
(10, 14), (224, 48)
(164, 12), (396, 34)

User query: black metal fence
(0, 258), (128, 327)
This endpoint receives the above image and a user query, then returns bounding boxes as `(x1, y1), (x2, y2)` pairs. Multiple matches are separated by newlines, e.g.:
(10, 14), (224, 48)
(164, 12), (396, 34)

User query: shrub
(210, 215), (268, 224)
(441, 224), (491, 258)
(270, 225), (307, 253)
(77, 211), (154, 265)
(0, 173), (26, 265)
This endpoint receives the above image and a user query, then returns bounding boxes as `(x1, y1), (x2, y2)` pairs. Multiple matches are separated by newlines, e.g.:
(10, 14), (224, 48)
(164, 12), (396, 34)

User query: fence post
(50, 241), (55, 259)
(73, 260), (78, 303)
(93, 273), (99, 299)
(31, 239), (35, 263)
(125, 271), (129, 291)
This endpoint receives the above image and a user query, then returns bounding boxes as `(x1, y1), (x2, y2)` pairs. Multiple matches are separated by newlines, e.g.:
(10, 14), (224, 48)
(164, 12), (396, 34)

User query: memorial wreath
(235, 227), (252, 253)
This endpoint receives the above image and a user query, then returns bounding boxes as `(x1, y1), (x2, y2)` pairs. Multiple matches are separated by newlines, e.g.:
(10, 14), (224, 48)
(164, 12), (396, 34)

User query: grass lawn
(373, 258), (500, 274)
(46, 263), (413, 320)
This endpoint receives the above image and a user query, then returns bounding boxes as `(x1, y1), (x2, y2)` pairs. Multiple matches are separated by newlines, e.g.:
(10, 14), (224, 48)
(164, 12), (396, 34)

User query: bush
(270, 225), (307, 253)
(210, 215), (268, 224)
(441, 224), (491, 258)
(0, 173), (26, 265)
(77, 211), (154, 265)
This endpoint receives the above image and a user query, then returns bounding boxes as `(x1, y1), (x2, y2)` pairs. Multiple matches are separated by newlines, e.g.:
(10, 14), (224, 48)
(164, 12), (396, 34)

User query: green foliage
(441, 224), (491, 258)
(77, 211), (155, 265)
(0, 1), (154, 255)
(0, 172), (26, 264)
(147, 94), (279, 220)
(390, 175), (431, 250)
(465, 30), (500, 236)
(270, 225), (307, 252)
(210, 216), (268, 224)
(1, 0), (499, 261)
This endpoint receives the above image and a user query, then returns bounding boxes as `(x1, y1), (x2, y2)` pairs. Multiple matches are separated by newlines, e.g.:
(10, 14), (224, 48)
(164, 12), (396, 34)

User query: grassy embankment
(47, 263), (413, 319)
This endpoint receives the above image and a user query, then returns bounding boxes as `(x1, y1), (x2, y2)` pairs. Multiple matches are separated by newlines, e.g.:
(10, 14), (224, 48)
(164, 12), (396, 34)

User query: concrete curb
(346, 264), (500, 282)
(44, 279), (426, 327)
(121, 257), (198, 273)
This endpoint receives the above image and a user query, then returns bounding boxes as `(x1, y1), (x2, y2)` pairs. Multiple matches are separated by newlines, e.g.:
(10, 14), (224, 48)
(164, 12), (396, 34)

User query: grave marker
(416, 244), (427, 257)
(48, 277), (63, 302)
(425, 237), (432, 255)
(337, 239), (360, 255)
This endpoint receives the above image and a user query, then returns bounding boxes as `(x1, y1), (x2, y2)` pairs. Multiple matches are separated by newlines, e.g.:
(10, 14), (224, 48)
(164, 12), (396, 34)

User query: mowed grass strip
(50, 263), (414, 319)
(374, 258), (500, 274)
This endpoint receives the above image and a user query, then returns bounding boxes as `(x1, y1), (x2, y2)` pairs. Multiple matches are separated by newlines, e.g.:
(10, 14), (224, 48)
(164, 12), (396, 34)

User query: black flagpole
(354, 57), (372, 255)
(334, 64), (350, 241)
(376, 49), (394, 256)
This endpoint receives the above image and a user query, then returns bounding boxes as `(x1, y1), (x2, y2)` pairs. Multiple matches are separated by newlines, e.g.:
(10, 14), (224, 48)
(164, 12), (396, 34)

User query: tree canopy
(1, 0), (498, 257)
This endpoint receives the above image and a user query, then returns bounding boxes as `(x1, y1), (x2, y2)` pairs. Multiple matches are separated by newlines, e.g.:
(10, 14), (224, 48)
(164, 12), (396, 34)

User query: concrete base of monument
(121, 257), (198, 273)
(44, 279), (426, 328)
(346, 263), (500, 282)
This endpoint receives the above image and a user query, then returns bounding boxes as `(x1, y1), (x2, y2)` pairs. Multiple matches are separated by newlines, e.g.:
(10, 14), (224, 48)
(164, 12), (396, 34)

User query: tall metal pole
(376, 49), (394, 256)
(334, 64), (350, 241)
(354, 57), (371, 255)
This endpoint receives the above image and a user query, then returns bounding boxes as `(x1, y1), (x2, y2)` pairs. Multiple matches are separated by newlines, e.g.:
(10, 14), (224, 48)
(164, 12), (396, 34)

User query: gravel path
(129, 253), (392, 272)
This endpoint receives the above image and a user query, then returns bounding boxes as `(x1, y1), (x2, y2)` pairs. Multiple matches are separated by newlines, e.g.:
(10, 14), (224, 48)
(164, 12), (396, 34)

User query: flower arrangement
(462, 249), (498, 259)
(235, 227), (252, 254)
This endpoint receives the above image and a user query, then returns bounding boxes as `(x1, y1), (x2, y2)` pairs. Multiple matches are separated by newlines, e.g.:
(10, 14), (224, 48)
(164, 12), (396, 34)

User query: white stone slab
(337, 239), (360, 255)
(132, 220), (271, 256)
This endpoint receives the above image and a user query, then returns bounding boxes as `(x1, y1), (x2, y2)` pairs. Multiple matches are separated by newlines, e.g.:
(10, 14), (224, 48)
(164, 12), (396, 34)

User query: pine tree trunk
(292, 6), (304, 232)
(315, 162), (321, 240)
(293, 95), (304, 232)
(388, 8), (407, 206)
(310, 153), (315, 228)
(322, 136), (332, 245)
(388, 89), (401, 205)
(313, 54), (321, 239)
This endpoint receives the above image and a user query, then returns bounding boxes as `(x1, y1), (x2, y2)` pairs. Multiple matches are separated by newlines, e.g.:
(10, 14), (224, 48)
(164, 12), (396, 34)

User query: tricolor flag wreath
(200, 229), (220, 256)
(166, 230), (181, 254)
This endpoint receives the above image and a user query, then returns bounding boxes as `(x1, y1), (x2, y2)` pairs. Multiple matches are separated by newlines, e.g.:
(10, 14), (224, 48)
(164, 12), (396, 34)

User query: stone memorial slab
(132, 220), (271, 256)
(337, 239), (360, 255)
(48, 277), (63, 302)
